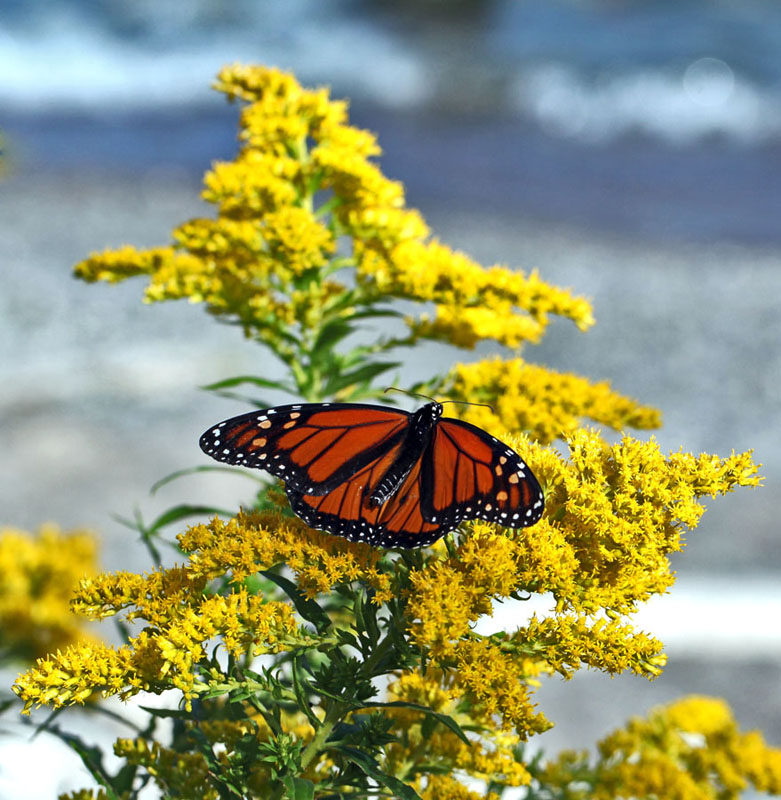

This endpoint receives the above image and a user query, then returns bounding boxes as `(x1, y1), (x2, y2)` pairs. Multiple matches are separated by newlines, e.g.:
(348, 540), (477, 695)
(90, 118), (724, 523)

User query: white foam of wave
(3, 8), (781, 147)
(0, 12), (428, 112)
(514, 58), (781, 144)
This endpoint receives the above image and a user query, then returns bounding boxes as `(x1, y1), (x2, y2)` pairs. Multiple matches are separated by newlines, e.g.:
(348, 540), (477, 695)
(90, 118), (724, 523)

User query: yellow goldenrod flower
(73, 65), (594, 403)
(59, 791), (114, 800)
(358, 239), (592, 350)
(0, 524), (99, 661)
(54, 64), (767, 799)
(114, 737), (217, 799)
(397, 430), (757, 738)
(384, 670), (531, 791)
(539, 695), (781, 799)
(515, 613), (666, 678)
(422, 776), (498, 800)
(516, 429), (760, 613)
(453, 638), (551, 735)
(13, 562), (300, 713)
(202, 152), (300, 216)
(181, 510), (393, 602)
(445, 356), (661, 443)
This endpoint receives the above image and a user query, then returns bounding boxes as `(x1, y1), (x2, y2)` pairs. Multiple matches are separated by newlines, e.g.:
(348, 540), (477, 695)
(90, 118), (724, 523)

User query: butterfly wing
(199, 403), (411, 495)
(419, 417), (544, 531)
(287, 454), (444, 548)
(201, 402), (544, 550)
(287, 414), (545, 548)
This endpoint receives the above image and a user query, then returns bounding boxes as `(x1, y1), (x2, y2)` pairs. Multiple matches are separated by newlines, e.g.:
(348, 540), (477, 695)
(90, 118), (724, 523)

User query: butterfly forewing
(199, 403), (410, 494)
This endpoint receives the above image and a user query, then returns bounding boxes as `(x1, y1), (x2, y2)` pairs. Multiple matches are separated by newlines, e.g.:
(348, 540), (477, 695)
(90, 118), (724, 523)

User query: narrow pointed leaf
(144, 504), (235, 535)
(150, 464), (267, 494)
(336, 746), (421, 800)
(324, 362), (401, 396)
(56, 729), (121, 800)
(311, 320), (354, 358)
(261, 570), (331, 633)
(363, 701), (470, 745)
(138, 705), (195, 720)
(292, 654), (321, 729)
(200, 375), (291, 392)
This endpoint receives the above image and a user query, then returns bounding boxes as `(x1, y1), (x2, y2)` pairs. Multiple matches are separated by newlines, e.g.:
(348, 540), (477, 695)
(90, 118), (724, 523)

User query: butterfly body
(368, 401), (442, 506)
(200, 400), (543, 549)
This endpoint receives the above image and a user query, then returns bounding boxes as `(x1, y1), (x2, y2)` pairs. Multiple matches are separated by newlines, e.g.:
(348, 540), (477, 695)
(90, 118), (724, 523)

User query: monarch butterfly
(199, 401), (544, 549)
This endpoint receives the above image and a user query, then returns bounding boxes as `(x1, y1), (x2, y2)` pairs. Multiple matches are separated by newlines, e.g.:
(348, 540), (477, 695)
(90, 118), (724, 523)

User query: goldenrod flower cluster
(73, 65), (592, 401)
(0, 524), (98, 661)
(106, 712), (322, 800)
(13, 430), (760, 772)
(358, 240), (593, 349)
(401, 431), (758, 735)
(539, 695), (781, 799)
(445, 356), (661, 443)
(59, 791), (113, 800)
(113, 737), (220, 799)
(181, 509), (392, 601)
(14, 563), (299, 712)
(384, 670), (532, 794)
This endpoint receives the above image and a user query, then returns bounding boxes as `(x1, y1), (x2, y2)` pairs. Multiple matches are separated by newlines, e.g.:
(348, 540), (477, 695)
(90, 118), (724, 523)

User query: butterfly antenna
(384, 387), (494, 414)
(440, 399), (495, 413)
(384, 387), (436, 403)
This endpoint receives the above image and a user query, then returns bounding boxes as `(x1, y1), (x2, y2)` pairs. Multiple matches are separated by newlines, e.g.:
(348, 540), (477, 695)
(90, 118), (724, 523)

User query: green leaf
(291, 654), (321, 730)
(282, 774), (315, 800)
(336, 746), (422, 800)
(323, 361), (401, 397)
(143, 504), (235, 535)
(310, 319), (355, 360)
(200, 374), (292, 393)
(335, 628), (359, 649)
(150, 464), (267, 494)
(354, 589), (381, 649)
(54, 729), (122, 800)
(363, 701), (471, 746)
(347, 308), (402, 321)
(138, 705), (194, 720)
(111, 508), (163, 564)
(261, 570), (332, 633)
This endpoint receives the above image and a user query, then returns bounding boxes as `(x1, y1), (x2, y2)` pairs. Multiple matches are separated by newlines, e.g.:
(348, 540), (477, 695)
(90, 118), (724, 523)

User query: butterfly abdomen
(369, 402), (442, 506)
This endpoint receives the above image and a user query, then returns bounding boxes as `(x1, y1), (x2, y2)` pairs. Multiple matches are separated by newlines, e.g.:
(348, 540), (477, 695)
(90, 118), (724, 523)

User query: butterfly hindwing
(287, 455), (444, 549)
(419, 418), (545, 531)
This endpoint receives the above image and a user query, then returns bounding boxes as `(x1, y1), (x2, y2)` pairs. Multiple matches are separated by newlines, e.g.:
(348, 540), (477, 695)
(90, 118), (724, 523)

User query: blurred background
(1, 0), (780, 795)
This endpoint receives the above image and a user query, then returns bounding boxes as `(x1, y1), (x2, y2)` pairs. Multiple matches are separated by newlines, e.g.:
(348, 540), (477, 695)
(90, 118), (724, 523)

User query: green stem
(297, 628), (398, 773)
(300, 703), (344, 771)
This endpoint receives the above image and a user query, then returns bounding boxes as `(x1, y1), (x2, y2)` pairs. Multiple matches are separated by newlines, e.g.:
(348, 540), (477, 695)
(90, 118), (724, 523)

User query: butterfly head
(411, 401), (443, 432)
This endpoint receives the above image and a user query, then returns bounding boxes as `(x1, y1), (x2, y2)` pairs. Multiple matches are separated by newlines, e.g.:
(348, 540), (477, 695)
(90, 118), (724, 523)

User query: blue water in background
(2, 0), (780, 243)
